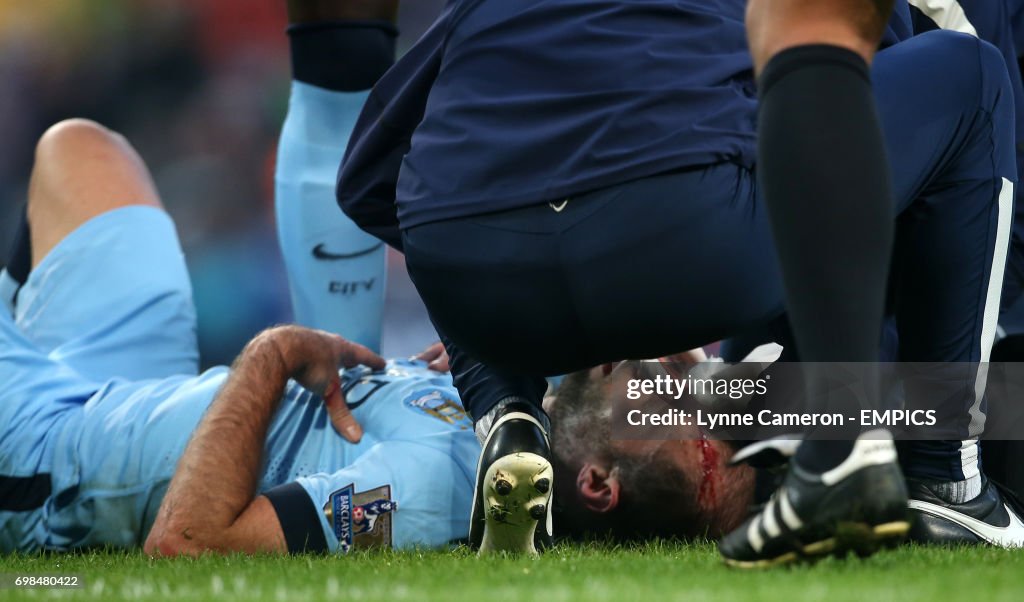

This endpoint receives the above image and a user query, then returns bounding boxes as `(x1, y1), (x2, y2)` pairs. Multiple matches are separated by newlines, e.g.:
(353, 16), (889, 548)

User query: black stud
(529, 504), (546, 520)
(534, 478), (550, 494)
(496, 479), (513, 495)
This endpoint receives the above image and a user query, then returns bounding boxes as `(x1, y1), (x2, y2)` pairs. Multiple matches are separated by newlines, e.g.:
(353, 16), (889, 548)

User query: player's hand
(657, 348), (709, 380)
(661, 347), (708, 366)
(415, 341), (450, 373)
(271, 325), (386, 443)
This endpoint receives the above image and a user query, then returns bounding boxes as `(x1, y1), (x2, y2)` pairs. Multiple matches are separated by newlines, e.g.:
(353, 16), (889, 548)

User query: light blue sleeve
(292, 433), (477, 553)
(275, 81), (386, 351)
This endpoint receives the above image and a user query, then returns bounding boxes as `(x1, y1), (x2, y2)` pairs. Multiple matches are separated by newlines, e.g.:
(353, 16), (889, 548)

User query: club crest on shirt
(404, 389), (472, 430)
(324, 484), (396, 553)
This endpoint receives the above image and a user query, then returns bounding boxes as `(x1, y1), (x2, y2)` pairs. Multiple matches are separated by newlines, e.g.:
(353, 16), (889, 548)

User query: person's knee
(28, 118), (162, 266)
(921, 32), (1012, 115)
(33, 119), (141, 182)
(36, 118), (119, 154)
(747, 0), (894, 73)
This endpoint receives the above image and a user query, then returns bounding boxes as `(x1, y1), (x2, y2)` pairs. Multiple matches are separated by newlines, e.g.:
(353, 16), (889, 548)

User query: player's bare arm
(144, 326), (385, 556)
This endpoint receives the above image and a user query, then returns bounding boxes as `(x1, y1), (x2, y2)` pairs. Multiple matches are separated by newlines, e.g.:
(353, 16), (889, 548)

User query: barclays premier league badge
(404, 389), (472, 430)
(324, 484), (397, 553)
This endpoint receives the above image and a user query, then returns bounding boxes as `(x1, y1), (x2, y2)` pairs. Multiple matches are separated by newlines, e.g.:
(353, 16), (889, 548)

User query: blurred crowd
(0, 0), (445, 366)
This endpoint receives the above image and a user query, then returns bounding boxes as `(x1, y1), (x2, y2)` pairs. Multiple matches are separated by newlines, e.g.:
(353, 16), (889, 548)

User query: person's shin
(275, 20), (397, 348)
(757, 44), (894, 472)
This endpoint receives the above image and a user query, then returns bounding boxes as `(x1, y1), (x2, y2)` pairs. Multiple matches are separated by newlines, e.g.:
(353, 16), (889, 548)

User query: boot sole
(478, 452), (553, 556)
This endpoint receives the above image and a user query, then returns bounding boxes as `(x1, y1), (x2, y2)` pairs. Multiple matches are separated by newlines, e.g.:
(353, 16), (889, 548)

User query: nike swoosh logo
(312, 242), (384, 261)
(908, 499), (1024, 548)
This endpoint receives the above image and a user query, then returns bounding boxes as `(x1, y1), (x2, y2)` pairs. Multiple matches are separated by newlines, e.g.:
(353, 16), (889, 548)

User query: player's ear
(576, 462), (620, 514)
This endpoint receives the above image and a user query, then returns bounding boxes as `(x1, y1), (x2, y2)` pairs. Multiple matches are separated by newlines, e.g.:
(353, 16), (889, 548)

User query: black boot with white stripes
(719, 430), (910, 568)
(469, 399), (554, 555)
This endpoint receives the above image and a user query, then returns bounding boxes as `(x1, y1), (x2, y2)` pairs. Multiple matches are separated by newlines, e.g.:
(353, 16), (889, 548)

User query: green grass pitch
(2, 542), (1023, 601)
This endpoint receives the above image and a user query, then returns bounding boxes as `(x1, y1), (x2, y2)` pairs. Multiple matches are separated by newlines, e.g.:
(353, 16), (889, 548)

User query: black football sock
(288, 20), (397, 92)
(757, 45), (895, 473)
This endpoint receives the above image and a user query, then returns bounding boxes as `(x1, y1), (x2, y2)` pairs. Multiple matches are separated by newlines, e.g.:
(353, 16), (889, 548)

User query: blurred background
(0, 0), (446, 367)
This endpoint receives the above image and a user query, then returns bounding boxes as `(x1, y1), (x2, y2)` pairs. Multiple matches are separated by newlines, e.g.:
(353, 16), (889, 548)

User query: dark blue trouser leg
(875, 31), (1016, 481)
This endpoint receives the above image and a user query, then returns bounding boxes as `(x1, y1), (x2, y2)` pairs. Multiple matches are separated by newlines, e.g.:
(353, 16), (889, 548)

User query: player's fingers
(413, 342), (449, 372)
(415, 341), (445, 362)
(428, 355), (450, 373)
(329, 335), (386, 370)
(324, 379), (363, 443)
(661, 348), (707, 366)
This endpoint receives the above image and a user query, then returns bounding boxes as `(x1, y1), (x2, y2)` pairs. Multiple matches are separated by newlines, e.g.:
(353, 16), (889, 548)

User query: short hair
(548, 371), (707, 542)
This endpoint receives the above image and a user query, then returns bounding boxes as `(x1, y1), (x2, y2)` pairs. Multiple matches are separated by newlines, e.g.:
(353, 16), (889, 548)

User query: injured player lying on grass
(0, 66), (750, 558)
(0, 116), (733, 557)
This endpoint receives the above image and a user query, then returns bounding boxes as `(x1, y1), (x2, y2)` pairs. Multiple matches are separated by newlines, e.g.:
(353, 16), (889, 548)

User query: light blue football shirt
(26, 359), (477, 553)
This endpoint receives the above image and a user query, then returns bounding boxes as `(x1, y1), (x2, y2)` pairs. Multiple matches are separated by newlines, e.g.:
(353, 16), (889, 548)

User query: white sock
(931, 440), (982, 503)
